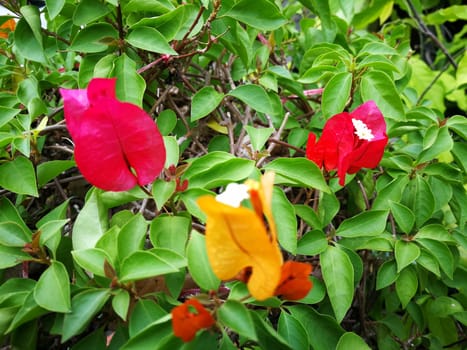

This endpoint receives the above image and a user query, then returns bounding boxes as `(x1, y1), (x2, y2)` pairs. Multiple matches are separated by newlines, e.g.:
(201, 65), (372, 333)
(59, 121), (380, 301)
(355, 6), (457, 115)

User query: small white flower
(216, 183), (250, 208)
(352, 118), (374, 141)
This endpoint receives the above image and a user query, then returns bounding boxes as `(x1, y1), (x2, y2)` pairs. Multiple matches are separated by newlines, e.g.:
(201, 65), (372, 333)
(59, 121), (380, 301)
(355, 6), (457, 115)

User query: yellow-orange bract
(0, 19), (16, 39)
(197, 172), (283, 300)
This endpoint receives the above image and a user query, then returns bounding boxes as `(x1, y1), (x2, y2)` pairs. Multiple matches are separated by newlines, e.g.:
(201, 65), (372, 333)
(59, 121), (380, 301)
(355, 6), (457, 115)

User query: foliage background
(0, 0), (466, 349)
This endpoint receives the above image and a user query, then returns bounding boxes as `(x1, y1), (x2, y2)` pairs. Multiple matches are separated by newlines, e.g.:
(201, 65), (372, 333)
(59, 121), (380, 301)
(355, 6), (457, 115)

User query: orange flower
(275, 261), (313, 300)
(171, 299), (215, 342)
(0, 19), (16, 39)
(197, 172), (283, 301)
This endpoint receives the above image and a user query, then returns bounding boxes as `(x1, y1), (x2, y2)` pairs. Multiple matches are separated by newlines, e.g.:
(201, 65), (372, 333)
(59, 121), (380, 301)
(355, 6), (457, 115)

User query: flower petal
(351, 100), (386, 136)
(87, 77), (117, 102)
(275, 261), (313, 300)
(172, 299), (214, 342)
(197, 196), (283, 300)
(59, 88), (89, 138)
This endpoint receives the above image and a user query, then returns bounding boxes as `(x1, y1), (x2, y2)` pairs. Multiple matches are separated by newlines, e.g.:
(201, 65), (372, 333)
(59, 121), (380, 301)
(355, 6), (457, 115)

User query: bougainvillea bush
(0, 0), (466, 349)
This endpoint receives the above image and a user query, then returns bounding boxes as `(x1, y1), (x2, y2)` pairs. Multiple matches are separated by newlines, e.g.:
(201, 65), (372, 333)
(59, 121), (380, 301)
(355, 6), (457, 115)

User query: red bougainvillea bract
(306, 101), (388, 185)
(60, 78), (166, 191)
(171, 299), (215, 342)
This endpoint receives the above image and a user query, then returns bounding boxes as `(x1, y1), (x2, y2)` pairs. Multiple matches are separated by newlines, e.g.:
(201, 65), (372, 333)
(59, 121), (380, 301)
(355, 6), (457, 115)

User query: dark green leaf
(45, 0), (65, 19)
(389, 201), (415, 233)
(73, 0), (111, 26)
(416, 239), (454, 279)
(250, 311), (292, 350)
(278, 311), (309, 350)
(191, 86), (224, 122)
(376, 259), (398, 290)
(70, 23), (118, 53)
(322, 72), (352, 119)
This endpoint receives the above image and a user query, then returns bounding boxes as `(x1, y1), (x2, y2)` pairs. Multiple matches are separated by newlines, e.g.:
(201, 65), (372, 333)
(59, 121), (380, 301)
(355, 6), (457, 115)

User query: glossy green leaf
(417, 126), (453, 163)
(0, 245), (30, 269)
(278, 312), (309, 350)
(415, 224), (456, 243)
(112, 289), (130, 321)
(376, 259), (398, 290)
(152, 179), (176, 210)
(45, 0), (65, 19)
(73, 0), (110, 26)
(336, 332), (372, 350)
(416, 238), (454, 279)
(428, 296), (463, 317)
(395, 266), (417, 308)
(69, 23), (118, 53)
(37, 160), (75, 187)
(264, 158), (329, 192)
(129, 299), (167, 337)
(0, 106), (21, 128)
(191, 86), (224, 122)
(244, 126), (274, 152)
(360, 70), (405, 120)
(186, 231), (220, 291)
(297, 229), (328, 255)
(320, 245), (354, 323)
(150, 215), (190, 254)
(322, 72), (352, 119)
(126, 26), (177, 55)
(119, 251), (180, 282)
(250, 311), (291, 350)
(113, 54), (146, 106)
(218, 300), (257, 341)
(38, 219), (68, 256)
(389, 201), (415, 233)
(224, 0), (286, 31)
(0, 221), (31, 247)
(72, 189), (108, 251)
(395, 240), (420, 272)
(336, 210), (388, 237)
(0, 156), (38, 197)
(272, 187), (297, 254)
(72, 248), (112, 277)
(62, 289), (110, 342)
(416, 250), (441, 277)
(288, 305), (345, 349)
(117, 213), (148, 263)
(228, 85), (275, 115)
(33, 261), (71, 313)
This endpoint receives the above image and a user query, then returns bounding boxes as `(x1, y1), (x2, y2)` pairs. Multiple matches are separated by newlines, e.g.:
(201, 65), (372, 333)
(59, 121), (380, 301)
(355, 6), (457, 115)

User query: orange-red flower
(0, 19), (16, 39)
(171, 299), (215, 342)
(275, 261), (313, 300)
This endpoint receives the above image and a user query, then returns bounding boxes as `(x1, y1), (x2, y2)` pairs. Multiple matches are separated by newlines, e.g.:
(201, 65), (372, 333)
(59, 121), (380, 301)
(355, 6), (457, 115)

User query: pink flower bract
(60, 78), (166, 191)
(306, 101), (388, 185)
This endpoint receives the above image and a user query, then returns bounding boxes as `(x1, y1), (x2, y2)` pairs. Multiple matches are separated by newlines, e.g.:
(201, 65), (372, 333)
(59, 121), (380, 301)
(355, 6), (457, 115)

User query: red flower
(60, 78), (166, 191)
(306, 101), (388, 186)
(275, 261), (313, 300)
(171, 299), (215, 342)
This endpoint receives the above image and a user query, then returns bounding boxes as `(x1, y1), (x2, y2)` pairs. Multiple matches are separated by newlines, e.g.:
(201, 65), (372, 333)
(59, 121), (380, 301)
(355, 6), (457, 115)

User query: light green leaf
(0, 106), (21, 128)
(34, 261), (71, 313)
(320, 245), (354, 323)
(322, 72), (352, 118)
(389, 201), (415, 233)
(278, 312), (309, 350)
(119, 251), (180, 282)
(126, 26), (177, 55)
(272, 187), (297, 254)
(0, 156), (38, 197)
(73, 0), (110, 26)
(152, 179), (176, 210)
(117, 213), (148, 263)
(218, 300), (257, 341)
(228, 85), (275, 115)
(149, 215), (190, 254)
(37, 160), (75, 187)
(112, 290), (130, 321)
(0, 221), (31, 247)
(113, 54), (146, 106)
(264, 158), (329, 192)
(336, 332), (371, 350)
(245, 126), (274, 152)
(336, 210), (388, 237)
(69, 23), (118, 53)
(376, 259), (398, 290)
(395, 241), (420, 272)
(224, 0), (286, 31)
(72, 248), (112, 277)
(191, 86), (224, 122)
(45, 0), (65, 19)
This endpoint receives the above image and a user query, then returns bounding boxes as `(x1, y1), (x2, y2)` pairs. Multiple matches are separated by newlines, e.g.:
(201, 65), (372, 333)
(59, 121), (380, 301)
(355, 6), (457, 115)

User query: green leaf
(113, 54), (146, 106)
(218, 300), (257, 341)
(395, 266), (417, 308)
(297, 229), (328, 255)
(33, 261), (71, 313)
(129, 299), (167, 337)
(0, 221), (31, 247)
(112, 289), (130, 321)
(69, 23), (118, 53)
(73, 0), (111, 26)
(250, 311), (292, 350)
(149, 215), (190, 254)
(186, 231), (220, 291)
(416, 250), (441, 277)
(264, 158), (329, 192)
(244, 126), (274, 152)
(38, 219), (68, 256)
(428, 296), (464, 317)
(191, 86), (224, 122)
(0, 156), (38, 197)
(7, 291), (48, 333)
(376, 259), (398, 290)
(152, 179), (176, 210)
(72, 189), (108, 250)
(272, 187), (297, 254)
(278, 312), (309, 350)
(157, 109), (177, 135)
(19, 5), (43, 49)
(228, 85), (275, 115)
(45, 0), (65, 19)
(287, 305), (345, 349)
(163, 136), (179, 169)
(322, 72), (352, 119)
(360, 70), (405, 121)
(403, 175), (435, 228)
(416, 239), (454, 279)
(389, 201), (415, 233)
(72, 248), (112, 277)
(0, 106), (21, 128)
(415, 224), (456, 243)
(336, 332), (371, 350)
(117, 213), (148, 263)
(320, 245), (354, 323)
(336, 210), (388, 237)
(119, 251), (180, 282)
(126, 26), (177, 55)
(37, 160), (75, 187)
(62, 289), (110, 342)
(121, 317), (173, 349)
(224, 0), (286, 31)
(395, 241), (420, 272)
(0, 245), (30, 269)
(417, 126), (454, 164)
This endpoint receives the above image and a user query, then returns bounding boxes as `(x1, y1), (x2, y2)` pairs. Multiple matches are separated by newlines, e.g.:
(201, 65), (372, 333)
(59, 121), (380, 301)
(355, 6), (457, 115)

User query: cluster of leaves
(0, 0), (466, 349)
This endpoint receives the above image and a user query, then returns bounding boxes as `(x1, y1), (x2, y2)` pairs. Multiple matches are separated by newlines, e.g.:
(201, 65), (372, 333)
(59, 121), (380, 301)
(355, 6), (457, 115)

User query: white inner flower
(216, 183), (250, 208)
(352, 118), (374, 141)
